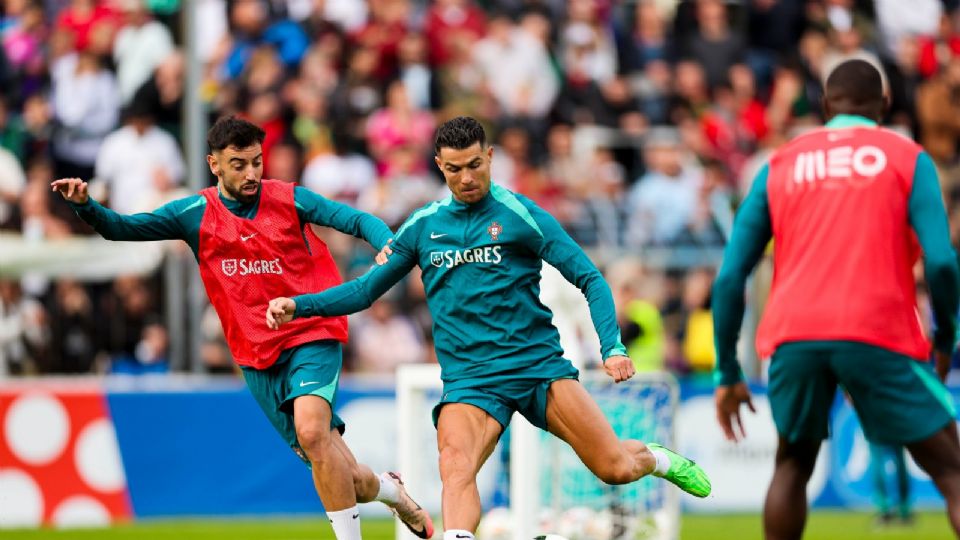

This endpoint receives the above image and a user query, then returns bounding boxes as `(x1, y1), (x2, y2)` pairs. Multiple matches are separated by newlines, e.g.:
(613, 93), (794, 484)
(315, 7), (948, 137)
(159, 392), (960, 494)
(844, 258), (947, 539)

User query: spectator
(700, 64), (768, 178)
(0, 143), (26, 228)
(19, 176), (72, 242)
(621, 0), (674, 73)
(55, 0), (119, 54)
(679, 267), (715, 374)
(681, 0), (745, 90)
(265, 137), (304, 182)
(472, 12), (559, 121)
(130, 50), (184, 137)
(0, 279), (46, 376)
(0, 95), (29, 161)
(874, 0), (942, 60)
(423, 0), (486, 69)
(301, 132), (377, 205)
(626, 128), (703, 247)
(100, 275), (167, 374)
(397, 33), (437, 111)
(365, 79), (435, 177)
(50, 47), (120, 180)
(112, 0), (174, 104)
(3, 0), (47, 99)
(328, 45), (383, 154)
(94, 103), (184, 214)
(348, 0), (409, 81)
(917, 55), (960, 166)
(349, 297), (425, 373)
(46, 280), (97, 373)
(223, 0), (309, 79)
(917, 11), (960, 79)
(745, 0), (805, 88)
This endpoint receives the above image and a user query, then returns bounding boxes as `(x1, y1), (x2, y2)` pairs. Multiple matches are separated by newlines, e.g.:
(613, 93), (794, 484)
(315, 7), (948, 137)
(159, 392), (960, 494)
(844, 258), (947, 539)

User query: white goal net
(396, 365), (680, 540)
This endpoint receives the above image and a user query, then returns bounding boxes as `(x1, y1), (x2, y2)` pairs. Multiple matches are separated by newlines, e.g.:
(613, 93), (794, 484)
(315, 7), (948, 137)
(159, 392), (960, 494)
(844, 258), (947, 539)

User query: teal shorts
(432, 358), (579, 433)
(769, 341), (957, 445)
(241, 340), (345, 464)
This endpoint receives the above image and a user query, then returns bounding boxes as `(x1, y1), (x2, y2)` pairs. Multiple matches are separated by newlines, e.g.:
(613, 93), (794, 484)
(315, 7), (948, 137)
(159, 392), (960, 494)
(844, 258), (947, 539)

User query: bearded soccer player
(267, 116), (711, 539)
(52, 116), (433, 540)
(713, 59), (960, 539)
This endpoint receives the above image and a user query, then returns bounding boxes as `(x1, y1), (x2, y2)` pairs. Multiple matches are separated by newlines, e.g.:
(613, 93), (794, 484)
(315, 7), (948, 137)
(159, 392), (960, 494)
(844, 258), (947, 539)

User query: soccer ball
(478, 507), (512, 540)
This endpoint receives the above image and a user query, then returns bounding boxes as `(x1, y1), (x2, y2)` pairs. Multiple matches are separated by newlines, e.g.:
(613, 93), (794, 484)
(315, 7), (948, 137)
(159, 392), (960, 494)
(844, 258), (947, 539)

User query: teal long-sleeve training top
(293, 184), (627, 383)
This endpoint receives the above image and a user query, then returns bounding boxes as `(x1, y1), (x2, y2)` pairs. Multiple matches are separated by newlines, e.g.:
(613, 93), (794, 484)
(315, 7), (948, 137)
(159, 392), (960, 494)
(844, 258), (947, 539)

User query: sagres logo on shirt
(430, 246), (503, 269)
(221, 258), (284, 276)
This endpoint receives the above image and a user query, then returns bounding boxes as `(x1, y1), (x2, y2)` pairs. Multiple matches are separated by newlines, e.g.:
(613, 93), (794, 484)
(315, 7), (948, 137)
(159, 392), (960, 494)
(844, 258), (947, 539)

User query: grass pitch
(0, 511), (951, 539)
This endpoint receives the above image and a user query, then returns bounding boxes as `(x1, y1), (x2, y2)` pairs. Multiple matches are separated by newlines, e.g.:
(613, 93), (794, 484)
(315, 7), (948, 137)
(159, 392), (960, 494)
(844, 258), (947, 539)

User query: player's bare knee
(438, 446), (475, 487)
(295, 424), (332, 458)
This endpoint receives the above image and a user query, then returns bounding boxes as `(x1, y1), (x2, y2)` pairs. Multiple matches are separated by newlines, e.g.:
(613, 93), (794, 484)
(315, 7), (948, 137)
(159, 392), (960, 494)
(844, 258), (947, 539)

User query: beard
(223, 180), (261, 204)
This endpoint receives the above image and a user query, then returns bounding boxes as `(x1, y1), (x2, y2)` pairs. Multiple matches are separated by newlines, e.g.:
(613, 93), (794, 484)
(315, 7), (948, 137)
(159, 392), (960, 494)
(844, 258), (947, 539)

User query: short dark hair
(207, 116), (266, 153)
(434, 116), (486, 154)
(824, 59), (884, 117)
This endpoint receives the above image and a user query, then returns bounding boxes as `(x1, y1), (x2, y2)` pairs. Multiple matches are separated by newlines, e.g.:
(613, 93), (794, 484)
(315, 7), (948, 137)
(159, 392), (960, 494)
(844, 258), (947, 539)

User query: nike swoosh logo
(299, 381), (320, 387)
(352, 513), (359, 519)
(455, 535), (470, 539)
(430, 232), (447, 239)
(240, 233), (256, 241)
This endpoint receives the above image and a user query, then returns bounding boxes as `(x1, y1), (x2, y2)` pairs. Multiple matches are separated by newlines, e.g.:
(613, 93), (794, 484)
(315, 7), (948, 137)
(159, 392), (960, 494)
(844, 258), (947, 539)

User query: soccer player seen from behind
(266, 116), (712, 539)
(52, 116), (433, 540)
(713, 59), (960, 539)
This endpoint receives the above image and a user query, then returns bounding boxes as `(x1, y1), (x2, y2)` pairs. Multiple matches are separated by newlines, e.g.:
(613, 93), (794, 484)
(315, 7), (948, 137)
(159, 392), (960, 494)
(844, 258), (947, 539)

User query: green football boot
(648, 442), (712, 498)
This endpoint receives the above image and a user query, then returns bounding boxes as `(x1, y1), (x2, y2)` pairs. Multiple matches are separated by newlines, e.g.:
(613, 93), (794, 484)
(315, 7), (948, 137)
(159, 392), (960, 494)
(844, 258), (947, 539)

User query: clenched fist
(603, 355), (635, 383)
(266, 297), (297, 330)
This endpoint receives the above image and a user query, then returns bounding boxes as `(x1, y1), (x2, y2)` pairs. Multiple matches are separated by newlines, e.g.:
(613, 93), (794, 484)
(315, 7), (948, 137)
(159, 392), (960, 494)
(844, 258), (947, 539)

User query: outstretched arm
(267, 237), (417, 329)
(909, 151), (960, 379)
(711, 164), (770, 442)
(294, 186), (393, 250)
(712, 164), (772, 387)
(520, 196), (632, 381)
(52, 177), (189, 242)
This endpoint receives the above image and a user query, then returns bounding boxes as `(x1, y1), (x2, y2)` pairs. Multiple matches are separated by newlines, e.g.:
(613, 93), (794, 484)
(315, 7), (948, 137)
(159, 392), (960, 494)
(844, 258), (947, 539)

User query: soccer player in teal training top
(53, 116), (434, 540)
(267, 116), (711, 539)
(713, 60), (960, 539)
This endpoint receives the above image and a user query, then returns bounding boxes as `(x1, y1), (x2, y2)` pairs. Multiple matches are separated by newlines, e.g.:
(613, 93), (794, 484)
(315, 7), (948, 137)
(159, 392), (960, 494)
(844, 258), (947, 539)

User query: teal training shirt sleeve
(68, 195), (194, 242)
(294, 186), (393, 249)
(522, 197), (627, 361)
(712, 164), (773, 386)
(293, 223), (417, 318)
(909, 151), (960, 354)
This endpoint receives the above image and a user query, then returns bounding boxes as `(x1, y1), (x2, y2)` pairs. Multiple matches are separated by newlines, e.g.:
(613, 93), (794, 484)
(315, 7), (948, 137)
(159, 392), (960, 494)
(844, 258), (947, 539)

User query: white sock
(375, 472), (400, 505)
(651, 448), (671, 477)
(327, 506), (362, 540)
(444, 530), (474, 540)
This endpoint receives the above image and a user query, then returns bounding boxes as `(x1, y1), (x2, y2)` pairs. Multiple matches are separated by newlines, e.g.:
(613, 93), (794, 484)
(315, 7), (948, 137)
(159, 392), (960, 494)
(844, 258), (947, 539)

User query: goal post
(396, 365), (680, 540)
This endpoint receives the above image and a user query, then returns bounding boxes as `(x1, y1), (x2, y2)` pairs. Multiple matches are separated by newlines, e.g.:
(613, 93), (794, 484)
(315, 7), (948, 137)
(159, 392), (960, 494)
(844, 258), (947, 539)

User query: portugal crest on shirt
(488, 221), (503, 241)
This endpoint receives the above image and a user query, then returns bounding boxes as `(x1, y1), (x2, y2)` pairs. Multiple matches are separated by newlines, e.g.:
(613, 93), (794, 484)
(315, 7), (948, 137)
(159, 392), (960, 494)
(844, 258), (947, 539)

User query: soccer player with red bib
(713, 59), (960, 539)
(53, 116), (434, 540)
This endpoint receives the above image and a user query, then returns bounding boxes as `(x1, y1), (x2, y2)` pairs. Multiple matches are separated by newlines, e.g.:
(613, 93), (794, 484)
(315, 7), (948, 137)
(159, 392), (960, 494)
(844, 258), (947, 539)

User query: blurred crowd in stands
(1, 0), (958, 379)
